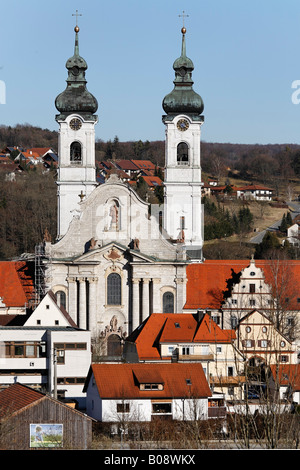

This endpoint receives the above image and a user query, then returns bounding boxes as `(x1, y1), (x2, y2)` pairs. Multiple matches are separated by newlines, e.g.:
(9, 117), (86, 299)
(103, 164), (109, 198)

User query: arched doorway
(107, 334), (122, 356)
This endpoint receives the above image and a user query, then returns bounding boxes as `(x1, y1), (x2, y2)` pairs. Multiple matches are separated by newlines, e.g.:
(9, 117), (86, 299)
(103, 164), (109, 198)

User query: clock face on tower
(177, 118), (189, 131)
(69, 118), (82, 131)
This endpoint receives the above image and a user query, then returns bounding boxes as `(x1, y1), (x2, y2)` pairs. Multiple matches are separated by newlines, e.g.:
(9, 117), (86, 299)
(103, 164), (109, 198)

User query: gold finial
(72, 9), (82, 32)
(179, 10), (189, 33)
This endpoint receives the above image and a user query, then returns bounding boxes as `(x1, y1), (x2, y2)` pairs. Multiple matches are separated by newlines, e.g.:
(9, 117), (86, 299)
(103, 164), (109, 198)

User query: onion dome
(55, 26), (98, 120)
(162, 27), (204, 117)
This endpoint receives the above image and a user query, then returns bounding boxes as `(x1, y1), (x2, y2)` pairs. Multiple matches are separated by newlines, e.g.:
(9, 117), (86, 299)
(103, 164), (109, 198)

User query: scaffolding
(34, 243), (50, 308)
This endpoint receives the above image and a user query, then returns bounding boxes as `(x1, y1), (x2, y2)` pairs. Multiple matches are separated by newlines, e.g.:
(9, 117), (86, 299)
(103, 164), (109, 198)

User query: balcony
(178, 354), (214, 362)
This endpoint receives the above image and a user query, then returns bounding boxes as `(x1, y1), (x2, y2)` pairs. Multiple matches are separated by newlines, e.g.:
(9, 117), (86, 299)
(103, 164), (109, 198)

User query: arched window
(55, 290), (66, 310)
(70, 141), (82, 164)
(163, 291), (174, 313)
(177, 142), (189, 164)
(107, 273), (121, 305)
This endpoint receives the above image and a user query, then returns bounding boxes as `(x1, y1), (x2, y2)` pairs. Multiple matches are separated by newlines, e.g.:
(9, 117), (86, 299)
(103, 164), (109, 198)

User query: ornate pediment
(103, 247), (124, 262)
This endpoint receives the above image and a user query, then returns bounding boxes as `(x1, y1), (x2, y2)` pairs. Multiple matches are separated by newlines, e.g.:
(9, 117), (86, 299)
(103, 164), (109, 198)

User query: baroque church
(43, 21), (205, 353)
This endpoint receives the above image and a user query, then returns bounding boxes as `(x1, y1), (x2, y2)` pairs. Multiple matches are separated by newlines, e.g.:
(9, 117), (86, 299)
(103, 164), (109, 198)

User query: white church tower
(162, 24), (204, 260)
(55, 22), (98, 239)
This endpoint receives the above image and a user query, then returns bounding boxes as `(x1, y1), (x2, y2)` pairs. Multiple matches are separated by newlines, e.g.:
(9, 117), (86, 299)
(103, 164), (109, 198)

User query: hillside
(1, 124), (300, 260)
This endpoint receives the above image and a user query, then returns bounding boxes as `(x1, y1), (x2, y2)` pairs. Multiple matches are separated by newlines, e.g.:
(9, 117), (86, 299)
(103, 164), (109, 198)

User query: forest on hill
(2, 124), (300, 188)
(1, 124), (300, 260)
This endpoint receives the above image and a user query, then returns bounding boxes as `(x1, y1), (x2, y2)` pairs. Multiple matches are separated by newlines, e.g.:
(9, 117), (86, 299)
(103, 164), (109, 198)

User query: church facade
(44, 23), (205, 352)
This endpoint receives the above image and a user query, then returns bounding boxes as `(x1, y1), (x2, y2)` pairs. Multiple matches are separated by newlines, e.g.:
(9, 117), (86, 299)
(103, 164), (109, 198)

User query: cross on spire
(72, 9), (82, 27)
(179, 10), (189, 28)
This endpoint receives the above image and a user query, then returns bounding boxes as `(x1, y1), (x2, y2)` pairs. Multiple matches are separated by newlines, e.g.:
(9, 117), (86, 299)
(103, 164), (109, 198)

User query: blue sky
(1, 0), (300, 145)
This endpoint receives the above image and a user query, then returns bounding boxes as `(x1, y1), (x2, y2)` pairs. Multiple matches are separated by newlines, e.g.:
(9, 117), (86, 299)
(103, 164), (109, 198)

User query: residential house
(140, 175), (163, 190)
(130, 159), (156, 175)
(97, 162), (132, 183)
(113, 159), (140, 177)
(0, 153), (11, 164)
(14, 149), (43, 166)
(269, 364), (300, 404)
(202, 182), (211, 197)
(0, 291), (91, 409)
(236, 184), (273, 201)
(207, 183), (273, 201)
(286, 223), (300, 245)
(0, 382), (93, 449)
(0, 261), (35, 315)
(123, 312), (244, 401)
(83, 362), (212, 425)
(210, 185), (238, 198)
(237, 309), (297, 368)
(184, 257), (300, 344)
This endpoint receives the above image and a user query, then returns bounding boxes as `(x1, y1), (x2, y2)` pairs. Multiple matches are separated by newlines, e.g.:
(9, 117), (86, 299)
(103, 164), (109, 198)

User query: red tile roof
(0, 261), (34, 307)
(185, 260), (300, 310)
(88, 362), (211, 399)
(125, 313), (235, 361)
(131, 160), (156, 170)
(141, 176), (163, 187)
(27, 147), (52, 157)
(114, 160), (139, 170)
(0, 383), (44, 419)
(270, 364), (300, 391)
(237, 184), (273, 191)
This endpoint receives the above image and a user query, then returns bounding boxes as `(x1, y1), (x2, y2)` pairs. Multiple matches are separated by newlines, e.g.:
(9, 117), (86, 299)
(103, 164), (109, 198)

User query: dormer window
(133, 369), (164, 391)
(144, 384), (159, 390)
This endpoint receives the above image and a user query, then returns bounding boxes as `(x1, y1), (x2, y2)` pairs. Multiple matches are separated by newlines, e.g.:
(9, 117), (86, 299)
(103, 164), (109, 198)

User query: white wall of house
(85, 374), (209, 422)
(25, 293), (71, 327)
(0, 326), (91, 409)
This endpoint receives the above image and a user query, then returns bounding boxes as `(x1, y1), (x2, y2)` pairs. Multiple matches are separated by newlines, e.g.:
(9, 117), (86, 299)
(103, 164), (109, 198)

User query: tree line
(203, 197), (254, 240)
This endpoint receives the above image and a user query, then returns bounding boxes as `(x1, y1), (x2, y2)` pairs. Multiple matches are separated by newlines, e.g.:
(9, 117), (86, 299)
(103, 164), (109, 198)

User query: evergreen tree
(280, 214), (288, 233)
(286, 211), (293, 227)
(254, 231), (281, 259)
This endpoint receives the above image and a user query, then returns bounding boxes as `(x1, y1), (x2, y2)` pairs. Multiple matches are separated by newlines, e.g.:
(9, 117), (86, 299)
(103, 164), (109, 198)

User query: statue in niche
(100, 315), (126, 339)
(109, 201), (119, 230)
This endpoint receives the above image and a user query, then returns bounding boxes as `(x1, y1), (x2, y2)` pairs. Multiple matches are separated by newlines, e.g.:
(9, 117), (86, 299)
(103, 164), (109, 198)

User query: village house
(123, 312), (244, 403)
(236, 184), (273, 201)
(208, 183), (273, 201)
(184, 257), (300, 346)
(0, 382), (93, 449)
(0, 261), (35, 316)
(237, 309), (297, 368)
(286, 223), (300, 245)
(139, 175), (163, 190)
(83, 362), (212, 427)
(269, 364), (300, 404)
(113, 159), (140, 177)
(0, 291), (91, 409)
(130, 159), (157, 176)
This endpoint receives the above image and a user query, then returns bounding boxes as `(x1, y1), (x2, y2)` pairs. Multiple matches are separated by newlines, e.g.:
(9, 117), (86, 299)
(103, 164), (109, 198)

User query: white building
(162, 26), (204, 258)
(236, 184), (273, 201)
(0, 291), (91, 409)
(83, 362), (211, 423)
(43, 23), (205, 352)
